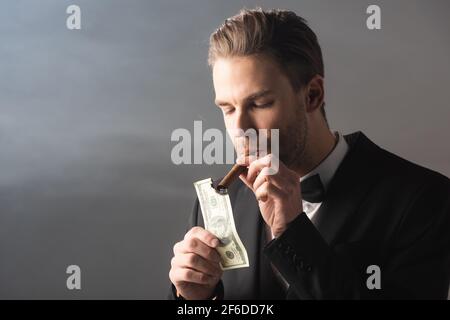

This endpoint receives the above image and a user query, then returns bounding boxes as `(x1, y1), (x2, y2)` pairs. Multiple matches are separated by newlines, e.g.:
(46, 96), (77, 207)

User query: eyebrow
(215, 89), (273, 107)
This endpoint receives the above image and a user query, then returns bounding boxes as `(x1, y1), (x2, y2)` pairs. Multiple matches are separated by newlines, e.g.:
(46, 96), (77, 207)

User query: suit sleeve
(167, 198), (225, 300)
(264, 176), (450, 299)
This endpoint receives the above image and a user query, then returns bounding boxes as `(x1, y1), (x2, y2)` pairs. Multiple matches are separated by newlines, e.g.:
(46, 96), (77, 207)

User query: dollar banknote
(194, 178), (249, 270)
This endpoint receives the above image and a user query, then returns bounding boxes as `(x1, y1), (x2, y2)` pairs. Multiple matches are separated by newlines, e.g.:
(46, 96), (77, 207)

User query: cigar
(215, 164), (247, 194)
(215, 136), (249, 194)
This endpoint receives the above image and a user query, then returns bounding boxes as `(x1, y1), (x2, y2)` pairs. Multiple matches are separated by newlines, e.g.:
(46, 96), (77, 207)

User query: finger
(241, 153), (285, 191)
(236, 154), (257, 166)
(252, 167), (289, 190)
(170, 267), (217, 286)
(174, 237), (221, 263)
(172, 253), (222, 277)
(245, 154), (275, 186)
(253, 166), (293, 191)
(255, 181), (285, 202)
(239, 173), (254, 191)
(185, 226), (220, 248)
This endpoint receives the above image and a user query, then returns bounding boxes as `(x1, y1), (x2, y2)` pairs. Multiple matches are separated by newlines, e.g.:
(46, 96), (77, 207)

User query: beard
(277, 107), (308, 170)
(229, 106), (308, 170)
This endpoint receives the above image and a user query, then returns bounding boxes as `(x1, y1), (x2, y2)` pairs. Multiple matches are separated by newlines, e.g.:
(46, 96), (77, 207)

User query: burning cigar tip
(215, 164), (247, 194)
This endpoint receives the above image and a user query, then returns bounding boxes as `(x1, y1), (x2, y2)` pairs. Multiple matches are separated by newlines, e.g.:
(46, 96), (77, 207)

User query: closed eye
(254, 101), (274, 109)
(221, 107), (235, 115)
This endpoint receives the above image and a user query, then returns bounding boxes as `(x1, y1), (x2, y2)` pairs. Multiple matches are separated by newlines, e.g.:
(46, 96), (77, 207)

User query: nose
(233, 109), (254, 132)
(228, 109), (258, 157)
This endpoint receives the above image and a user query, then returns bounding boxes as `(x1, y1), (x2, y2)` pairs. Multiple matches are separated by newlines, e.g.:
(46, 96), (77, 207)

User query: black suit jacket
(170, 131), (450, 299)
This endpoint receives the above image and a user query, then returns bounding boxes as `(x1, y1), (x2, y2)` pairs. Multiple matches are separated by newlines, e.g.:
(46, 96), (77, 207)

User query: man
(168, 8), (450, 299)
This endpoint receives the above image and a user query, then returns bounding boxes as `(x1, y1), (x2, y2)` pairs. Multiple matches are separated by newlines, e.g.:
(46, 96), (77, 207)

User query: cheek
(255, 106), (284, 130)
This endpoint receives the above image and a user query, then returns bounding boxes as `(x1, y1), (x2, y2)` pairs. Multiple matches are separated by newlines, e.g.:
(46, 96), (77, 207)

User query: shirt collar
(300, 131), (349, 192)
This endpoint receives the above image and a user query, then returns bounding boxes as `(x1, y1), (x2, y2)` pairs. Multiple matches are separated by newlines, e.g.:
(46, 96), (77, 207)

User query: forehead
(212, 55), (290, 101)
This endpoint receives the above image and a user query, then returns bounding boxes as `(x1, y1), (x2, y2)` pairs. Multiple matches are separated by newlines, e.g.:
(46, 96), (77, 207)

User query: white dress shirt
(300, 131), (349, 221)
(266, 131), (349, 240)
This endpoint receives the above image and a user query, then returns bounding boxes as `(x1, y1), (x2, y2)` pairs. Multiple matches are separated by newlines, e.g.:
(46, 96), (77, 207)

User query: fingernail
(212, 239), (220, 247)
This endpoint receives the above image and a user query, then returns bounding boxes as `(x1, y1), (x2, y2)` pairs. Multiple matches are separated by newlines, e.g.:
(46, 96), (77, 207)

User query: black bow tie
(300, 174), (325, 203)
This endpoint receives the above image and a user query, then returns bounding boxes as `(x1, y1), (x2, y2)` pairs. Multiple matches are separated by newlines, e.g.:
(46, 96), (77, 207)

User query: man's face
(212, 54), (308, 168)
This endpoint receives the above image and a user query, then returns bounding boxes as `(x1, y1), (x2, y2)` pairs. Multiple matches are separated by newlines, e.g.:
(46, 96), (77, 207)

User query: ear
(305, 75), (324, 113)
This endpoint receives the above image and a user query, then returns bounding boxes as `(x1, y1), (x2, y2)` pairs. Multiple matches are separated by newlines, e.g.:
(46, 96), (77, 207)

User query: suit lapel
(311, 132), (383, 245)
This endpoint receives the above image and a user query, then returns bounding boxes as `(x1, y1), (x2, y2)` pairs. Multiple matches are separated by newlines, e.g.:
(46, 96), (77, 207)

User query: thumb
(239, 173), (254, 191)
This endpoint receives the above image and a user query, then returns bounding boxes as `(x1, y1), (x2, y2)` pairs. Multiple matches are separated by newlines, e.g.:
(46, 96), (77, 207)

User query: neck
(294, 126), (337, 178)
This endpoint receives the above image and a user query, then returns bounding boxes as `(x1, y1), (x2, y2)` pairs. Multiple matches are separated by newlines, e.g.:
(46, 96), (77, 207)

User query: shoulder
(377, 142), (449, 194)
(346, 131), (449, 193)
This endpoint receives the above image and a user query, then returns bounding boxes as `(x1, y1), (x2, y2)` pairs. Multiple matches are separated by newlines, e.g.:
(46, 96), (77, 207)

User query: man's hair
(208, 7), (327, 122)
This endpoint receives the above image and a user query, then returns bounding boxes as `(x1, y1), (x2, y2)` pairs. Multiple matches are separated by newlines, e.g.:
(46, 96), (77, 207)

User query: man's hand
(169, 226), (223, 300)
(238, 154), (302, 237)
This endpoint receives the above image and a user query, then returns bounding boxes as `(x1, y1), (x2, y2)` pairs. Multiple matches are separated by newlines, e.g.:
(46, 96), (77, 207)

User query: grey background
(1, 0), (449, 299)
